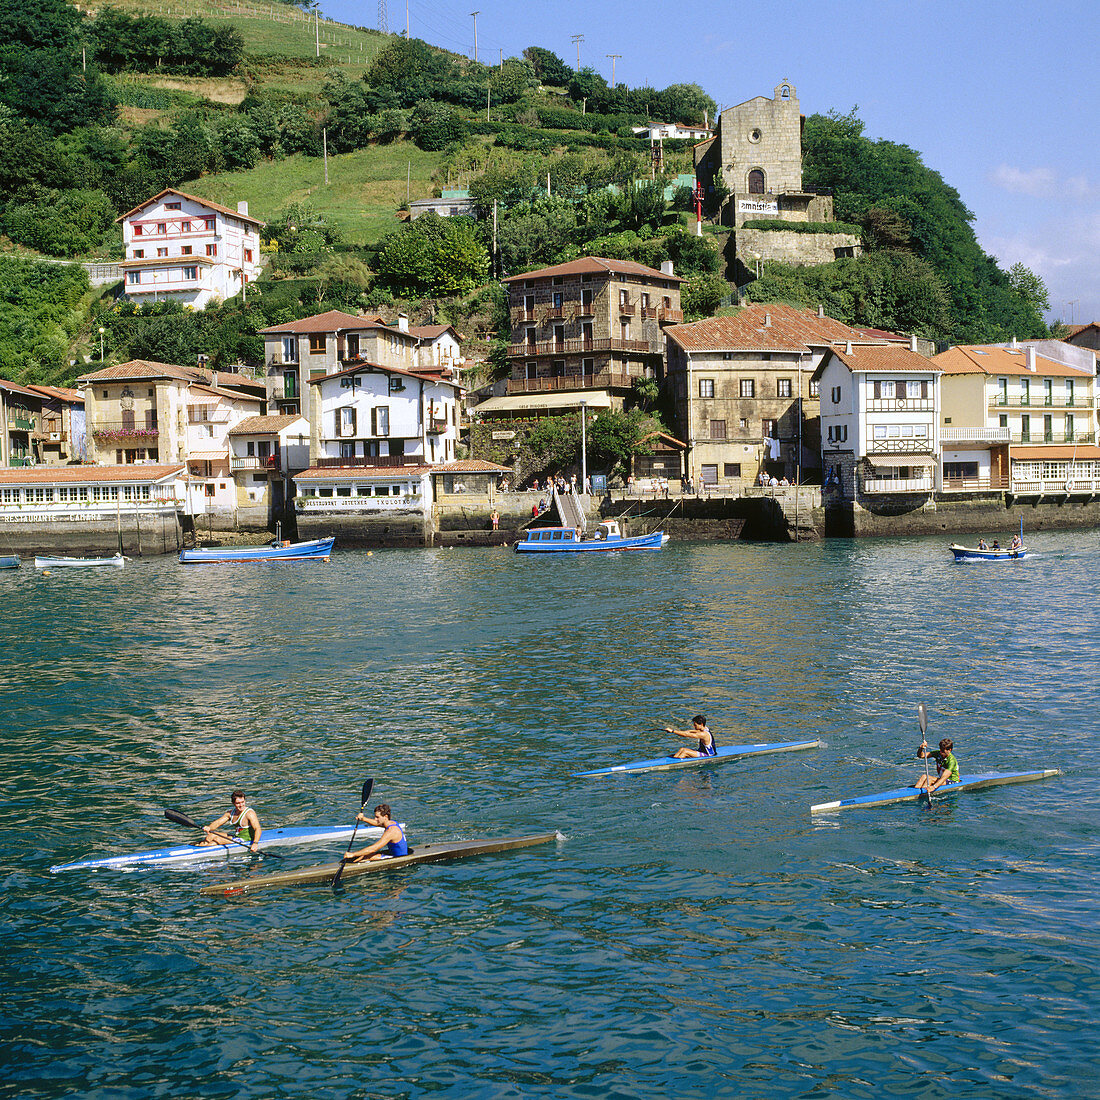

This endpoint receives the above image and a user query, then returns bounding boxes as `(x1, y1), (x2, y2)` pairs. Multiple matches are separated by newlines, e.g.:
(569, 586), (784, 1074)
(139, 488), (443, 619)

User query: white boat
(35, 553), (126, 569)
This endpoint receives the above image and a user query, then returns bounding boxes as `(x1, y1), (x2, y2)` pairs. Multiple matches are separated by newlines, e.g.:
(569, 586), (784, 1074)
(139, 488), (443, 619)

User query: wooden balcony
(618, 301), (636, 316)
(658, 307), (683, 324)
(507, 337), (657, 358)
(506, 371), (633, 394)
(641, 306), (658, 320)
(231, 455), (280, 471)
(545, 305), (566, 321)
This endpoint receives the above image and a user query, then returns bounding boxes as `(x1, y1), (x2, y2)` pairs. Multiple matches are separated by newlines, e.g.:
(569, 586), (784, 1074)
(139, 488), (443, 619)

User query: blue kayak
(573, 739), (822, 778)
(50, 823), (389, 872)
(810, 769), (1061, 813)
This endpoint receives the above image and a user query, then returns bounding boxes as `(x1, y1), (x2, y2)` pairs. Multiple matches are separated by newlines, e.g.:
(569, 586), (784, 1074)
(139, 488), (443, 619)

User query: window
(1044, 414), (1053, 442)
(723, 463), (742, 478)
(180, 220), (191, 232)
(204, 217), (215, 231)
(906, 381), (922, 399)
(551, 360), (565, 377)
(582, 358), (594, 376)
(1044, 379), (1053, 405)
(831, 386), (841, 404)
(127, 271), (141, 285)
(998, 378), (1008, 404)
(777, 378), (792, 398)
(554, 325), (565, 347)
(183, 266), (198, 280)
(710, 420), (727, 440)
(244, 249), (253, 263)
(133, 249), (144, 259)
(699, 378), (715, 398)
(1021, 414), (1030, 441)
(309, 334), (326, 355)
(204, 483), (216, 497)
(552, 291), (563, 309)
(999, 414), (1008, 428)
(345, 334), (359, 359)
(748, 169), (765, 194)
(526, 328), (537, 347)
(700, 464), (718, 486)
(1066, 414), (1075, 440)
(340, 442), (356, 458)
(282, 337), (297, 361)
(1021, 378), (1030, 405)
(1067, 379), (1076, 406)
(156, 222), (166, 234)
(525, 361), (537, 380)
(182, 246), (192, 256)
(762, 418), (778, 438)
(157, 248), (168, 258)
(809, 380), (820, 398)
(740, 379), (755, 398)
(372, 406), (390, 436)
(133, 224), (143, 236)
(206, 244), (217, 257)
(339, 407), (356, 437)
(739, 418), (748, 430)
(621, 321), (630, 341)
(165, 202), (181, 210)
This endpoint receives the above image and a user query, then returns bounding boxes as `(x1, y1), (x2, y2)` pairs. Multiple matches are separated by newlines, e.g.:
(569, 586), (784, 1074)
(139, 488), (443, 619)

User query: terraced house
(480, 258), (683, 420)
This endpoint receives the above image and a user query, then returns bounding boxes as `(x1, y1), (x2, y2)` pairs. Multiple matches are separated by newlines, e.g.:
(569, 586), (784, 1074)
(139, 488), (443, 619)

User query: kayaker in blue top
(914, 738), (960, 793)
(347, 804), (408, 861)
(200, 790), (262, 853)
(665, 715), (717, 759)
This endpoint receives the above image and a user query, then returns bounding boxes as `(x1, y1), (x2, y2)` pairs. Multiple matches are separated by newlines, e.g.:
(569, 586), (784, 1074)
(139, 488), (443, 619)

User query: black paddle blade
(361, 778), (374, 807)
(918, 703), (928, 737)
(165, 808), (203, 831)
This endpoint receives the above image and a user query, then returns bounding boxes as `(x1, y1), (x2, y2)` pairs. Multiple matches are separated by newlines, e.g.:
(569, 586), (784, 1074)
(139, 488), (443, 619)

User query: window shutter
(921, 381), (928, 399)
(873, 381), (881, 399)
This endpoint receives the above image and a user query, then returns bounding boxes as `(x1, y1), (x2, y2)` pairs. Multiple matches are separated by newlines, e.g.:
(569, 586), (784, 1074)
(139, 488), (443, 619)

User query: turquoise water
(2, 535), (1098, 1098)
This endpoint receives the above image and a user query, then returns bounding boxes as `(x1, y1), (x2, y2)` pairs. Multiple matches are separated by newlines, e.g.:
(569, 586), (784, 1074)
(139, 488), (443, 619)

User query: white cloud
(990, 164), (1098, 202)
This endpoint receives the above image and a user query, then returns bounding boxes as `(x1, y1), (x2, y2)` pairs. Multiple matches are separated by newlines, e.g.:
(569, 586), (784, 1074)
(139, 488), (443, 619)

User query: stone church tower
(716, 80), (804, 197)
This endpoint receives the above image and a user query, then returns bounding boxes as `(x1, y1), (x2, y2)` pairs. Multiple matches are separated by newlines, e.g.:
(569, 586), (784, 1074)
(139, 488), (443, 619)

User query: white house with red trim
(118, 189), (265, 309)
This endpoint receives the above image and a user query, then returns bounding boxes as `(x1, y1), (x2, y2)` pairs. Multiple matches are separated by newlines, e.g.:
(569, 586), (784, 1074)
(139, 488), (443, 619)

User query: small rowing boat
(49, 823), (390, 872)
(573, 739), (822, 778)
(810, 769), (1061, 813)
(199, 832), (563, 896)
(0, 554), (20, 569)
(179, 536), (334, 564)
(35, 553), (125, 569)
(949, 543), (1026, 561)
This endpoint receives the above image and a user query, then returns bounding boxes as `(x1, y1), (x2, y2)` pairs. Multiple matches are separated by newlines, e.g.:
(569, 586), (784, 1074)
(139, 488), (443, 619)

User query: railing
(545, 306), (566, 320)
(1012, 432), (1095, 445)
(8, 455), (33, 467)
(315, 455), (422, 468)
(8, 412), (35, 431)
(576, 302), (595, 317)
(940, 475), (1011, 492)
(658, 308), (683, 323)
(1011, 477), (1100, 495)
(231, 455), (280, 471)
(940, 426), (1012, 443)
(514, 309), (536, 323)
(90, 422), (160, 439)
(427, 418), (448, 434)
(867, 398), (935, 412)
(641, 306), (658, 319)
(268, 355), (298, 368)
(506, 337), (657, 357)
(867, 441), (935, 455)
(618, 302), (636, 315)
(992, 397), (1083, 409)
(506, 371), (633, 394)
(861, 476), (935, 494)
(297, 494), (423, 512)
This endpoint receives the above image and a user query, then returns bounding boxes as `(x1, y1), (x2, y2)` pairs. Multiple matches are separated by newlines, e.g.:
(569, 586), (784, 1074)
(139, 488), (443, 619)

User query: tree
(522, 46), (571, 87)
(682, 272), (729, 318)
(430, 219), (489, 296)
(587, 408), (654, 480)
(409, 99), (465, 152)
(1007, 262), (1050, 315)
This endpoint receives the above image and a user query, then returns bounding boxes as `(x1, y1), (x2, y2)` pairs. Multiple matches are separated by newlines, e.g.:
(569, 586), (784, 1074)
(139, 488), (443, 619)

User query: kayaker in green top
(199, 790), (262, 853)
(914, 738), (960, 793)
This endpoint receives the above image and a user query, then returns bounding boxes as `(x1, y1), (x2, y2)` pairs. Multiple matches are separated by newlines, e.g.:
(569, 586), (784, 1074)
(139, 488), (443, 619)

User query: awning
(867, 454), (933, 469)
(1011, 445), (1100, 461)
(187, 451), (228, 461)
(473, 391), (614, 414)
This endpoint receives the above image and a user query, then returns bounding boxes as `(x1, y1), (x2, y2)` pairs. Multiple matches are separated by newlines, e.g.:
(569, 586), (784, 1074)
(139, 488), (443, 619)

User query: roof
(117, 188), (266, 228)
(186, 450), (228, 461)
(0, 464), (184, 485)
(310, 360), (461, 389)
(25, 384), (84, 404)
(822, 345), (940, 375)
(432, 459), (511, 473)
(933, 345), (1094, 378)
(666, 303), (892, 353)
(1011, 445), (1100, 461)
(229, 415), (307, 436)
(258, 310), (416, 339)
(473, 391), (614, 414)
(120, 256), (215, 269)
(408, 324), (463, 341)
(0, 376), (46, 400)
(1064, 323), (1099, 337)
(638, 430), (688, 449)
(296, 465), (433, 480)
(187, 383), (260, 404)
(78, 360), (199, 384)
(502, 257), (683, 284)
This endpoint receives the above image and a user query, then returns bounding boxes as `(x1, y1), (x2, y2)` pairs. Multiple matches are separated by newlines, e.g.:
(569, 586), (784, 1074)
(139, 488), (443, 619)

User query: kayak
(200, 832), (563, 896)
(810, 769), (1061, 813)
(49, 823), (390, 872)
(572, 739), (822, 778)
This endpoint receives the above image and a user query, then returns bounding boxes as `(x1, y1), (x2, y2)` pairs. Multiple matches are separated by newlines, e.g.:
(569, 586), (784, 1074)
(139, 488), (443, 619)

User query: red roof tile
(0, 464), (183, 485)
(666, 303), (889, 353)
(117, 188), (265, 227)
(229, 415), (307, 435)
(827, 345), (939, 374)
(502, 257), (683, 283)
(933, 345), (1093, 378)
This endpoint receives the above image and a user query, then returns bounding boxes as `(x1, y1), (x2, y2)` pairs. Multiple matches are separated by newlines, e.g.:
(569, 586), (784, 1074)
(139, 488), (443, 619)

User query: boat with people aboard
(200, 832), (563, 896)
(179, 535), (335, 564)
(949, 541), (1027, 561)
(810, 769), (1061, 813)
(515, 520), (667, 554)
(573, 738), (823, 777)
(50, 821), (393, 872)
(34, 553), (125, 569)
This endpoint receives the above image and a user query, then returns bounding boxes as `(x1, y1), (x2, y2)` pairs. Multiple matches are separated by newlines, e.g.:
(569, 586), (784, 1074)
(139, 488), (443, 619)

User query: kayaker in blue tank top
(665, 715), (717, 759)
(347, 804), (408, 861)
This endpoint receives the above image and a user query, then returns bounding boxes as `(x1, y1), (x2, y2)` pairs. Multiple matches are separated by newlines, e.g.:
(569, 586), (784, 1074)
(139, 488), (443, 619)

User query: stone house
(664, 303), (897, 490)
(118, 188), (264, 309)
(933, 342), (1100, 496)
(814, 344), (942, 499)
(478, 257), (683, 421)
(1, 378), (45, 468)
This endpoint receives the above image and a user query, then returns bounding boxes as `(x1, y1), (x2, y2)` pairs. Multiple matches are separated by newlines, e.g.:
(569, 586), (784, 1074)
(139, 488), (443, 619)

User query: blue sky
(323, 0), (1100, 326)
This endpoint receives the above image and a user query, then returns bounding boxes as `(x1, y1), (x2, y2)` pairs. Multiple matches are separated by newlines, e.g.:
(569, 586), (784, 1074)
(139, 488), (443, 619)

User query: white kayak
(810, 770), (1061, 813)
(573, 739), (822, 777)
(49, 823), (393, 872)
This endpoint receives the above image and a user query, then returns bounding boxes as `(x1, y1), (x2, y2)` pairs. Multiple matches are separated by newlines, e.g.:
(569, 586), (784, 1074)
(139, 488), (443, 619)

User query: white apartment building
(118, 189), (264, 309)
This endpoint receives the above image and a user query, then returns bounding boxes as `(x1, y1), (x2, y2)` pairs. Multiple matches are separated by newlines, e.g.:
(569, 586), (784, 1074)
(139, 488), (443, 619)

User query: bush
(741, 219), (861, 235)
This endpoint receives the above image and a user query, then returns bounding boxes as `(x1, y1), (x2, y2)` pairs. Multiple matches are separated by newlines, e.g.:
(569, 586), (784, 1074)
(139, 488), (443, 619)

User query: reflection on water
(1, 532), (1098, 1097)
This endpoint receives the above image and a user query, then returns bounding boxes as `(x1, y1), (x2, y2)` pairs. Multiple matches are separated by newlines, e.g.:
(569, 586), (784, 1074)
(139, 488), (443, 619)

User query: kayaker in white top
(199, 790), (262, 853)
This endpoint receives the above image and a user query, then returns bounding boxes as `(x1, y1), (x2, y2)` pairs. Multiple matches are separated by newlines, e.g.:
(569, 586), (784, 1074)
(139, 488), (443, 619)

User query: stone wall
(735, 228), (862, 269)
(0, 511), (184, 557)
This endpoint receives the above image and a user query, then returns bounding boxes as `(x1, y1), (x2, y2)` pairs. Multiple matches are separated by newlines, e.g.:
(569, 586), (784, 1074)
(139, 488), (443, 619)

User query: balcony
(8, 455), (33, 467)
(658, 307), (683, 324)
(506, 370), (633, 394)
(315, 455), (421, 468)
(941, 475), (1011, 492)
(1012, 432), (1095, 445)
(940, 426), (1012, 443)
(515, 308), (537, 323)
(90, 421), (160, 441)
(7, 412), (35, 431)
(618, 301), (636, 316)
(868, 398), (935, 412)
(576, 301), (595, 317)
(427, 418), (448, 434)
(545, 305), (566, 321)
(862, 475), (935, 494)
(641, 306), (658, 320)
(507, 336), (657, 358)
(231, 455), (280, 471)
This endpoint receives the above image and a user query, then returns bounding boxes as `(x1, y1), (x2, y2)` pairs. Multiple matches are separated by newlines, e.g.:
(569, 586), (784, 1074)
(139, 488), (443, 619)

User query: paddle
(164, 807), (274, 856)
(918, 703), (934, 807)
(331, 778), (374, 889)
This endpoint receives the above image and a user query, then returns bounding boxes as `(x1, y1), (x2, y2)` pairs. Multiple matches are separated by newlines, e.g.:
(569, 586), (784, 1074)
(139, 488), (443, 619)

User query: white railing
(862, 476), (934, 494)
(940, 426), (1012, 443)
(1011, 477), (1100, 494)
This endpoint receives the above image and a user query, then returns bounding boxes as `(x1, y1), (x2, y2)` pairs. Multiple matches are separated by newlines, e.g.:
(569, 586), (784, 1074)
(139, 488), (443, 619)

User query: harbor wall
(0, 510), (185, 557)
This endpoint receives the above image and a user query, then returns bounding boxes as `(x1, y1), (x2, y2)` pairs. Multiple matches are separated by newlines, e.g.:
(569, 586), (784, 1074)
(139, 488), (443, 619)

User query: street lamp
(98, 327), (105, 362)
(579, 399), (588, 493)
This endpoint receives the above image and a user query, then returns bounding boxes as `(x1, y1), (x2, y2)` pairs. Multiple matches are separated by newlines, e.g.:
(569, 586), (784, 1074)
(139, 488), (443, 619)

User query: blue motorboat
(949, 542), (1026, 561)
(179, 536), (334, 564)
(515, 520), (668, 554)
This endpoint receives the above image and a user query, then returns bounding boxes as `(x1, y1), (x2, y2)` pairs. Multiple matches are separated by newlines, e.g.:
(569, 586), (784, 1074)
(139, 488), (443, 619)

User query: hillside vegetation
(0, 0), (1049, 387)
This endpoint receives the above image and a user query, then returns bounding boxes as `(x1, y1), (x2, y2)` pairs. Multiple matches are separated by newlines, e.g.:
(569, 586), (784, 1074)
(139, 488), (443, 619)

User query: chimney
(237, 201), (249, 217)
(1010, 335), (1018, 349)
(845, 341), (852, 355)
(397, 313), (409, 333)
(909, 335), (918, 352)
(661, 260), (675, 276)
(817, 303), (824, 318)
(1026, 345), (1037, 372)
(764, 312), (772, 327)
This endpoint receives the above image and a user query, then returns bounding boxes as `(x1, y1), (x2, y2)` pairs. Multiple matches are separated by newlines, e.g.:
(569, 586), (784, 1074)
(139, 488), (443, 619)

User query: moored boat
(199, 831), (563, 896)
(35, 553), (125, 569)
(515, 520), (667, 554)
(50, 822), (390, 872)
(949, 543), (1026, 561)
(810, 769), (1061, 813)
(573, 738), (822, 777)
(179, 536), (335, 564)
(0, 554), (20, 569)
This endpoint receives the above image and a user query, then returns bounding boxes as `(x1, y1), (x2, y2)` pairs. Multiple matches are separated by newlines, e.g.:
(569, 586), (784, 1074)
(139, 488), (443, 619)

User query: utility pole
(315, 4), (319, 57)
(323, 127), (329, 185)
(571, 34), (583, 71)
(378, 0), (388, 34)
(470, 11), (479, 61)
(606, 54), (620, 87)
